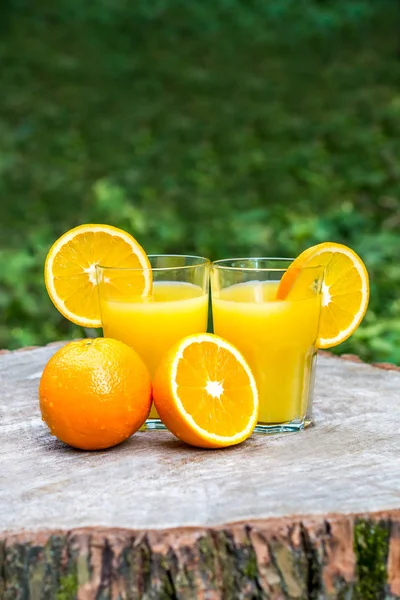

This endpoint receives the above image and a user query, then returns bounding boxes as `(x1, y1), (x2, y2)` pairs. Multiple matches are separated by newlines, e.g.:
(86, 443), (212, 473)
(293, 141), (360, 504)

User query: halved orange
(153, 333), (259, 448)
(277, 242), (370, 348)
(45, 224), (152, 327)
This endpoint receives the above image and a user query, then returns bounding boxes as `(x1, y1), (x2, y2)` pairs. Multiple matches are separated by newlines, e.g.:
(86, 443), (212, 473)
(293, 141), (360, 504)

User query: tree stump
(0, 343), (399, 599)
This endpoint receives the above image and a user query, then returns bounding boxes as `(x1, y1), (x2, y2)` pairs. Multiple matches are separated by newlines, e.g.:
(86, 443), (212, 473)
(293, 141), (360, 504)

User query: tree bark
(1, 344), (400, 599)
(1, 512), (400, 599)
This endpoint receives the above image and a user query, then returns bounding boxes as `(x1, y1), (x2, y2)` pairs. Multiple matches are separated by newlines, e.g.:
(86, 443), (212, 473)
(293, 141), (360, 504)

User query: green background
(1, 0), (400, 363)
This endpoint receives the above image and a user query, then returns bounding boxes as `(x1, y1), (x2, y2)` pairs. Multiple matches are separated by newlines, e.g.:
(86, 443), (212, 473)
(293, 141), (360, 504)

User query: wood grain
(0, 343), (399, 598)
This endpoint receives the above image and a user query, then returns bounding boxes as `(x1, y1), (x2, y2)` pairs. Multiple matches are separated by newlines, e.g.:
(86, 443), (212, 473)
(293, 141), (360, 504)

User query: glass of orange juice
(96, 255), (210, 428)
(211, 258), (324, 433)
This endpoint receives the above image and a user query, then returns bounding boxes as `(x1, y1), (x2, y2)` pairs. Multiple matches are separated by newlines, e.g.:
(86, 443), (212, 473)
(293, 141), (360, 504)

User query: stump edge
(1, 510), (400, 599)
(1, 341), (400, 373)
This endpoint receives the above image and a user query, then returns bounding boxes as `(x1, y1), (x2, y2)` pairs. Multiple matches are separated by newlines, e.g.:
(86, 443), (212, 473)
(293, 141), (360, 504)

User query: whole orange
(39, 338), (152, 450)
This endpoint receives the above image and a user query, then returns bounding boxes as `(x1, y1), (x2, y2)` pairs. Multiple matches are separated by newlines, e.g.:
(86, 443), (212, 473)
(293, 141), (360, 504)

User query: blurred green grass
(1, 0), (400, 363)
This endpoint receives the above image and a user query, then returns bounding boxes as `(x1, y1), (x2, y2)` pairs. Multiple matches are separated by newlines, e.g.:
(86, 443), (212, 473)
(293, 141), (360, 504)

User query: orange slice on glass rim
(153, 333), (259, 448)
(44, 224), (152, 328)
(277, 242), (370, 349)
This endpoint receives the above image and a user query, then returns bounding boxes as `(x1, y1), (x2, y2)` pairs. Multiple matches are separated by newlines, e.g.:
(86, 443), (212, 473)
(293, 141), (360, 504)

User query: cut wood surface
(0, 343), (399, 599)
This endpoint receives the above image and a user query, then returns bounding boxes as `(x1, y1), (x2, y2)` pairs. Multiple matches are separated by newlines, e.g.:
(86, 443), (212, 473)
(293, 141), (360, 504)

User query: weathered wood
(1, 514), (400, 599)
(0, 344), (399, 599)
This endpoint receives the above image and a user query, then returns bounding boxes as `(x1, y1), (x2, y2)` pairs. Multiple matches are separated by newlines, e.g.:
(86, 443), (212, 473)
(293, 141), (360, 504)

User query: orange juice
(100, 281), (208, 418)
(212, 281), (321, 424)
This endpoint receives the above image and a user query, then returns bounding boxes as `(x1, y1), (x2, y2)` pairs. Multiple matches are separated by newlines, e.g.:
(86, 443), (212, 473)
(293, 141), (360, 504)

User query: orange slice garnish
(45, 224), (152, 327)
(277, 242), (370, 348)
(153, 333), (259, 448)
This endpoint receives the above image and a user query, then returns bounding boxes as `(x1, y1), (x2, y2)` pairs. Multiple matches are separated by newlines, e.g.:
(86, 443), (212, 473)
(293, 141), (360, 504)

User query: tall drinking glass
(211, 258), (324, 433)
(96, 255), (210, 428)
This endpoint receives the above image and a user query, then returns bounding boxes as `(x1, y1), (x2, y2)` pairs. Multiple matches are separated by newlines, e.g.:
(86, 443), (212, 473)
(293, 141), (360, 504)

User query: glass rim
(96, 254), (210, 272)
(211, 257), (323, 272)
